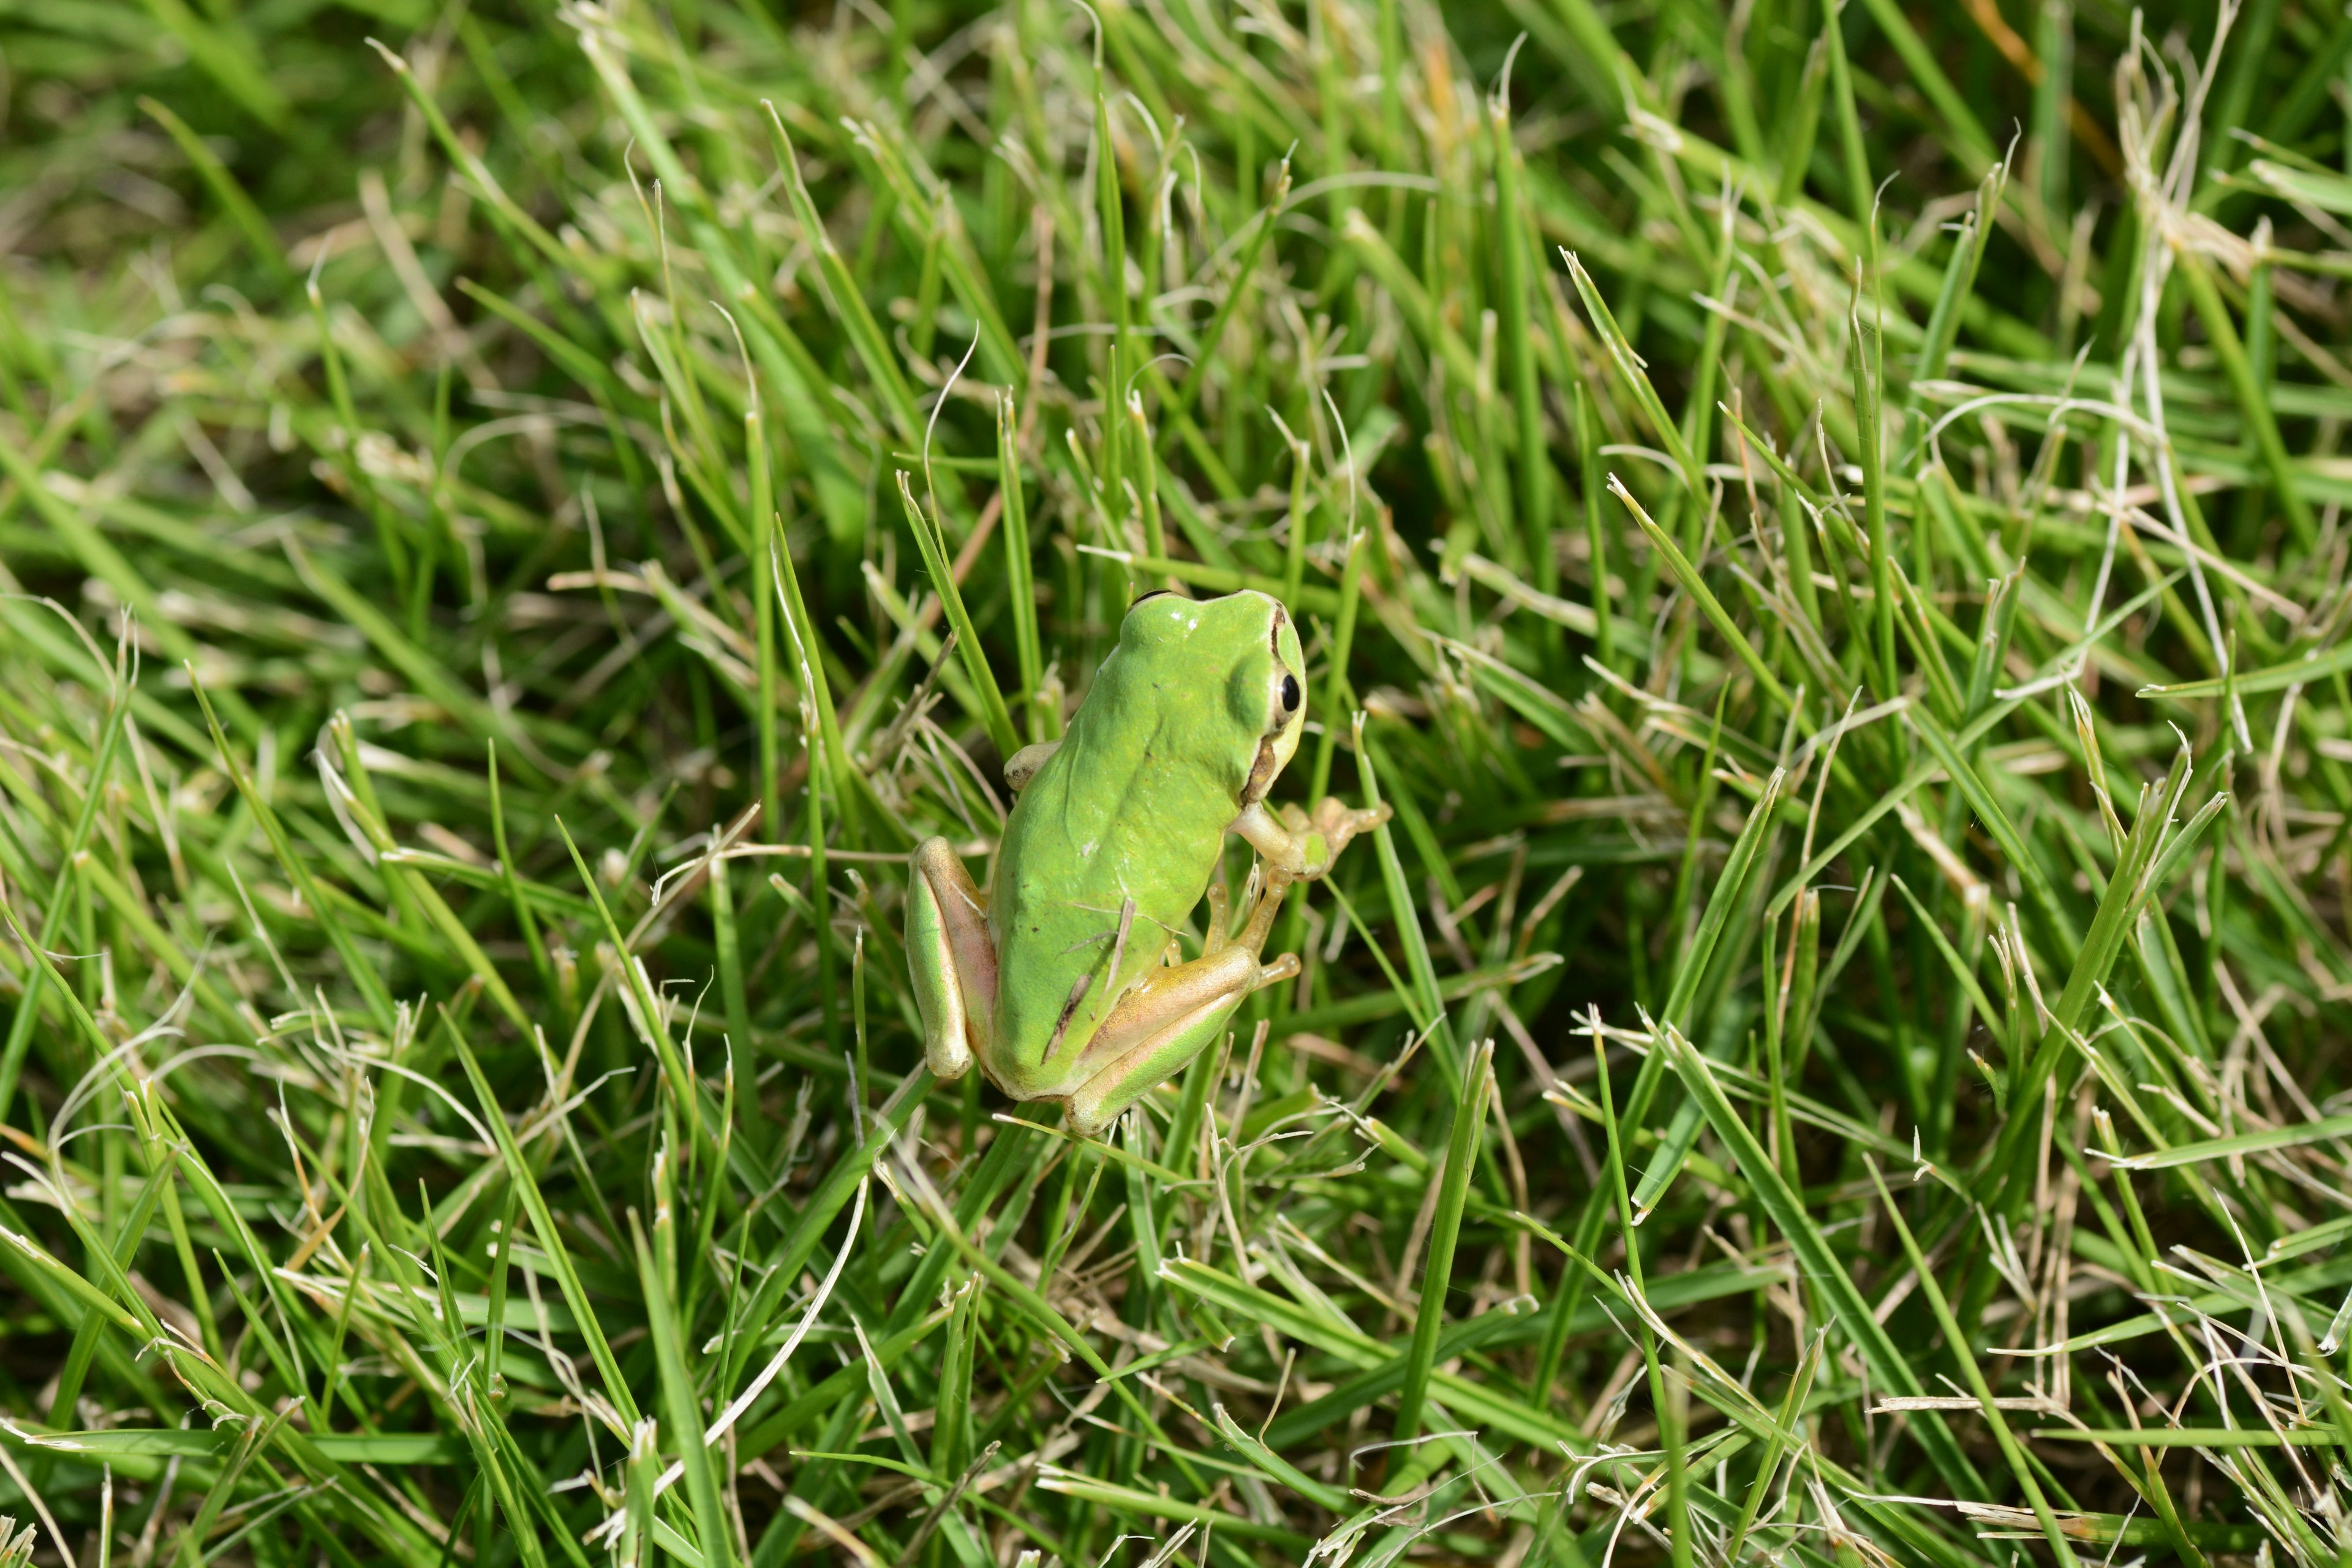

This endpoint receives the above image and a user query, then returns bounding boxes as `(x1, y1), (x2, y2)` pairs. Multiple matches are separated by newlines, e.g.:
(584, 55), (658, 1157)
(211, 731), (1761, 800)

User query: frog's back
(987, 596), (1267, 1096)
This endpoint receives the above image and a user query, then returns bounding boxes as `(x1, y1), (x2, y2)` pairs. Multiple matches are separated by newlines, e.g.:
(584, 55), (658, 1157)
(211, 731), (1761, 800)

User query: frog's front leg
(1061, 873), (1297, 1137)
(1230, 796), (1393, 881)
(907, 837), (998, 1082)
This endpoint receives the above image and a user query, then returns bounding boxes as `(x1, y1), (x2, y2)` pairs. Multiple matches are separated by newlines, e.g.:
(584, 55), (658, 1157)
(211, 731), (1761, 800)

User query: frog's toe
(1313, 796), (1390, 835)
(1304, 798), (1392, 867)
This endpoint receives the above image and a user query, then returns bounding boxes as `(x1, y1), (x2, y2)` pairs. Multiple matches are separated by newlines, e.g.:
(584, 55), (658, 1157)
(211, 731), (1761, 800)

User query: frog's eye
(1130, 589), (1175, 608)
(1260, 669), (1302, 736)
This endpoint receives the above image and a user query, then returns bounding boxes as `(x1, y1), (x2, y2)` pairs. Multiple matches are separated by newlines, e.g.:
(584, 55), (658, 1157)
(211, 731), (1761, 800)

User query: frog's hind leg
(1061, 903), (1300, 1138)
(908, 837), (997, 1082)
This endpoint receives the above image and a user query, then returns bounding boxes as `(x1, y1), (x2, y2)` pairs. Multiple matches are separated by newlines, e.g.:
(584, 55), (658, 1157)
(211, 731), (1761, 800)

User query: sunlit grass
(3, 1), (2351, 1566)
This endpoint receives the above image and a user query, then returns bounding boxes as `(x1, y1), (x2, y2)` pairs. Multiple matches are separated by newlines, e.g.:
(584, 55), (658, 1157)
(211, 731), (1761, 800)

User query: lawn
(0, 0), (2347, 1565)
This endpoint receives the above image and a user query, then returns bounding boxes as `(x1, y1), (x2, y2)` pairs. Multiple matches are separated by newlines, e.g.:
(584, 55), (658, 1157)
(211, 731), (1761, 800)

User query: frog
(905, 589), (1391, 1138)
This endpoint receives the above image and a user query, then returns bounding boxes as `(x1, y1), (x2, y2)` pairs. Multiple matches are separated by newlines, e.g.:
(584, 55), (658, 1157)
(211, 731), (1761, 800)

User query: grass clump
(6, 0), (2352, 1564)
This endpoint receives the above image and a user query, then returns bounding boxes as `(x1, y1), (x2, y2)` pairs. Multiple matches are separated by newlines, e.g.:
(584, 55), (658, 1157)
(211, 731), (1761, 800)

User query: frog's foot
(907, 837), (998, 1082)
(1062, 943), (1301, 1139)
(1290, 797), (1393, 878)
(1231, 797), (1393, 881)
(1308, 796), (1392, 858)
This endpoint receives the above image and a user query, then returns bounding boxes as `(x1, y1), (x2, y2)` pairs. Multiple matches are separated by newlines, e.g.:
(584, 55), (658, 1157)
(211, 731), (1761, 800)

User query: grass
(7, 0), (2352, 1563)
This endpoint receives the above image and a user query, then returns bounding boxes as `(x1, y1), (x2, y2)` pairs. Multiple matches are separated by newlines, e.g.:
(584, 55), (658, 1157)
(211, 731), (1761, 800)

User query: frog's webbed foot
(1300, 796), (1393, 864)
(1231, 797), (1393, 881)
(907, 837), (998, 1082)
(1287, 797), (1395, 878)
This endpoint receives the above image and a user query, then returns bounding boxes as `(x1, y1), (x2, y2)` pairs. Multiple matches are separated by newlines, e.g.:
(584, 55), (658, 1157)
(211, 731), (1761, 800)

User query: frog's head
(1118, 588), (1306, 805)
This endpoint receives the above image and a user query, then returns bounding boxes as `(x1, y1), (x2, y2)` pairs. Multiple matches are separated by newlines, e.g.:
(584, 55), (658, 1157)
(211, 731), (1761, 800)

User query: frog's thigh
(907, 837), (998, 1082)
(1063, 946), (1300, 1138)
